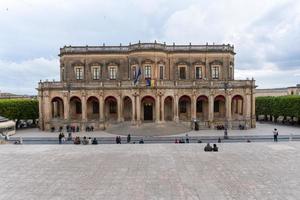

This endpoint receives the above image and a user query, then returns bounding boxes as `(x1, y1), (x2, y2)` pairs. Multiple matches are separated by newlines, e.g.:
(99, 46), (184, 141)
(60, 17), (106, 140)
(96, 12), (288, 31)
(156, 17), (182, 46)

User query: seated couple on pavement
(204, 143), (218, 152)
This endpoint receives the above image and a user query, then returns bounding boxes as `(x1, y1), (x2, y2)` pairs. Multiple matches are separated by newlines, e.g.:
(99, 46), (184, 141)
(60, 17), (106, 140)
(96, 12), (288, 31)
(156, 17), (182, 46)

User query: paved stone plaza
(1, 142), (300, 200)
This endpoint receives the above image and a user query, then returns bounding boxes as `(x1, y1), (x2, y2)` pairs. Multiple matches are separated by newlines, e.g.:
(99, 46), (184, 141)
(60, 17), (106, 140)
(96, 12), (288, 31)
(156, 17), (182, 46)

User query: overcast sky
(0, 0), (300, 95)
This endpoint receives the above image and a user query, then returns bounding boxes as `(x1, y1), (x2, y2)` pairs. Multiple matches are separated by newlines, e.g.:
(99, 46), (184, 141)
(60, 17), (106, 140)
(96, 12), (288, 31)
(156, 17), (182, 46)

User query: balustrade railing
(60, 43), (234, 55)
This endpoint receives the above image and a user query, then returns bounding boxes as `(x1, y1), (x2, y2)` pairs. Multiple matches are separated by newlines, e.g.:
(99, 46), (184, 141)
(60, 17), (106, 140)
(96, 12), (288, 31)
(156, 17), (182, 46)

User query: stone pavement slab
(0, 142), (300, 199)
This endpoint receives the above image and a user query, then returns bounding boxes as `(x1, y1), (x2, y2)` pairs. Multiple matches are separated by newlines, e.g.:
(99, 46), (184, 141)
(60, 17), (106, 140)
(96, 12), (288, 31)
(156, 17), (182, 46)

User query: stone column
(117, 94), (122, 122)
(208, 93), (214, 129)
(155, 93), (160, 123)
(191, 94), (196, 120)
(81, 94), (87, 132)
(38, 92), (44, 130)
(99, 94), (104, 122)
(63, 92), (69, 121)
(132, 95), (136, 123)
(174, 94), (179, 122)
(136, 94), (141, 124)
(161, 96), (165, 122)
(43, 92), (51, 130)
(225, 94), (232, 129)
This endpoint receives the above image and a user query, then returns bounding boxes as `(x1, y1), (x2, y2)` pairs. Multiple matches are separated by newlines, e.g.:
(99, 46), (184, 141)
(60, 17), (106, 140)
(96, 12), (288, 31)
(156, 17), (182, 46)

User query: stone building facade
(37, 42), (256, 131)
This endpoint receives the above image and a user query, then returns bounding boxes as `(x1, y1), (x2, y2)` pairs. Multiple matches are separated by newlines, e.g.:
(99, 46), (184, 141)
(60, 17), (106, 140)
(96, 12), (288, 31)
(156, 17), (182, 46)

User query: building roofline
(59, 42), (235, 56)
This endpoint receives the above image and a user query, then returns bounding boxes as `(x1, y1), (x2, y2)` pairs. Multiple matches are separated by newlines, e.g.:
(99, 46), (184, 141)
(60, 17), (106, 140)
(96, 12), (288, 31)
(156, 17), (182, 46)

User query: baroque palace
(37, 42), (256, 131)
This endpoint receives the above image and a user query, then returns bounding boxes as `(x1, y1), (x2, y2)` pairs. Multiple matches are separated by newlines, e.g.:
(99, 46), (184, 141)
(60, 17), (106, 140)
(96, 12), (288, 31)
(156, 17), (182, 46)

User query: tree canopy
(0, 98), (38, 121)
(256, 96), (300, 118)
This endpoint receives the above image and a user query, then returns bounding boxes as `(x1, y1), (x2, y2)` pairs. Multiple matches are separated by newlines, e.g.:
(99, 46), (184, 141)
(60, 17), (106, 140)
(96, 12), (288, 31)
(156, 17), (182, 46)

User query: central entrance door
(144, 103), (153, 121)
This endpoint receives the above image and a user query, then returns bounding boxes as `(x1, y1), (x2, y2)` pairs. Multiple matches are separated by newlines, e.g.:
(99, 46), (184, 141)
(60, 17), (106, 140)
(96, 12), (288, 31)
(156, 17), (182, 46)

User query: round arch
(123, 96), (133, 121)
(104, 96), (118, 121)
(164, 96), (174, 121)
(214, 95), (225, 119)
(51, 97), (64, 119)
(232, 95), (244, 116)
(141, 95), (156, 121)
(196, 95), (208, 120)
(178, 95), (191, 121)
(70, 96), (82, 120)
(87, 96), (99, 120)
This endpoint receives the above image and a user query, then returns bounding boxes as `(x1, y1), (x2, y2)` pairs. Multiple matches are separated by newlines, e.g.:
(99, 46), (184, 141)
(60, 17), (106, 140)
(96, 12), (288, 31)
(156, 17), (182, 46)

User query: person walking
(127, 134), (131, 143)
(185, 133), (190, 143)
(273, 128), (279, 142)
(58, 133), (62, 144)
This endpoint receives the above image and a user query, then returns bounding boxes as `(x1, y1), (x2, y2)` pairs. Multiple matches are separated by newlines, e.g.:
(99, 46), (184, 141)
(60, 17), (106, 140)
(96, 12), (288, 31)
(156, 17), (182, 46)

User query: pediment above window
(130, 59), (139, 65)
(157, 60), (166, 65)
(72, 61), (84, 67)
(89, 62), (102, 67)
(107, 61), (119, 67)
(193, 61), (206, 66)
(142, 59), (155, 64)
(209, 60), (223, 66)
(175, 61), (189, 66)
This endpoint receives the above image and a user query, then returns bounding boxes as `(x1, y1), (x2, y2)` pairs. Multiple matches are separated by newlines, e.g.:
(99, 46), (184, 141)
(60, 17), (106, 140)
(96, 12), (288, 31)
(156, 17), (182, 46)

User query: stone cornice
(59, 43), (235, 56)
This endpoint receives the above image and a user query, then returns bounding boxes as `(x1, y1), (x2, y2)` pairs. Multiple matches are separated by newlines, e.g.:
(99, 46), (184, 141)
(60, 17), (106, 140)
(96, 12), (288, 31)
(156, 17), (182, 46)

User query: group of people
(85, 126), (94, 132)
(204, 143), (219, 152)
(116, 134), (144, 144)
(73, 136), (98, 145)
(175, 134), (190, 143)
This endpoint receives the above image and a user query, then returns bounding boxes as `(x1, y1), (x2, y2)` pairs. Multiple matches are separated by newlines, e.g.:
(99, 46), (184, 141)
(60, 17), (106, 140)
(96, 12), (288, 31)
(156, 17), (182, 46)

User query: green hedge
(256, 96), (300, 118)
(0, 98), (38, 121)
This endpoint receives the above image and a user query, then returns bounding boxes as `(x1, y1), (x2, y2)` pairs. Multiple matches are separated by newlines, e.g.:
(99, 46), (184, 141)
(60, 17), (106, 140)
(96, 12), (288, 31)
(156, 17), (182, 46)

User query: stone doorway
(144, 104), (153, 121)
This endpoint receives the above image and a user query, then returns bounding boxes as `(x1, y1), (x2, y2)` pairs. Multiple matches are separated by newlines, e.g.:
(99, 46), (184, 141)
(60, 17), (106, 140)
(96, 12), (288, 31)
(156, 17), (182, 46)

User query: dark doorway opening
(144, 104), (153, 121)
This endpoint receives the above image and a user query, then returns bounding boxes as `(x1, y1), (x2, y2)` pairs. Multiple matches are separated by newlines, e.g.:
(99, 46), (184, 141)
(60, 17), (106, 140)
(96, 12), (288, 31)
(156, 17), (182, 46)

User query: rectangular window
(214, 101), (219, 112)
(132, 66), (136, 79)
(109, 102), (117, 113)
(179, 101), (187, 113)
(109, 67), (117, 80)
(212, 66), (219, 79)
(179, 67), (186, 79)
(144, 65), (151, 78)
(159, 66), (164, 80)
(196, 101), (203, 112)
(92, 67), (100, 80)
(75, 67), (83, 80)
(92, 102), (99, 114)
(195, 66), (202, 79)
(76, 102), (82, 114)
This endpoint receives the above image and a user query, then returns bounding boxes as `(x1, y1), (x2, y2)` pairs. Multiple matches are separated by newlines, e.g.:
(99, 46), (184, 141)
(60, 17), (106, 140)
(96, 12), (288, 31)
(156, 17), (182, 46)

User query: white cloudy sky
(0, 0), (300, 94)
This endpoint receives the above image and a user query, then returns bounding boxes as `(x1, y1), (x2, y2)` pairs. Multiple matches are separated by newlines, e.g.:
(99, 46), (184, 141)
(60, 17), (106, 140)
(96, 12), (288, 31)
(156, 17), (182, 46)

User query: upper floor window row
(74, 65), (118, 80)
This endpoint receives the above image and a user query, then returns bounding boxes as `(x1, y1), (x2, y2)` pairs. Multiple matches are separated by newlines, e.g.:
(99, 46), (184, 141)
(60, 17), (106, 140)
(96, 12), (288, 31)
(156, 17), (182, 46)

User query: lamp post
(224, 82), (229, 139)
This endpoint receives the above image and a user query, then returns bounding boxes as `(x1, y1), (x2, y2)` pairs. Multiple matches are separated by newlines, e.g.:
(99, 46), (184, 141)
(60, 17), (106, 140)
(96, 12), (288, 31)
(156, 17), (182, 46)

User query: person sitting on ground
(204, 143), (213, 152)
(139, 138), (144, 144)
(92, 138), (98, 145)
(88, 137), (92, 144)
(175, 139), (179, 143)
(212, 144), (218, 152)
(82, 136), (89, 145)
(74, 136), (81, 145)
